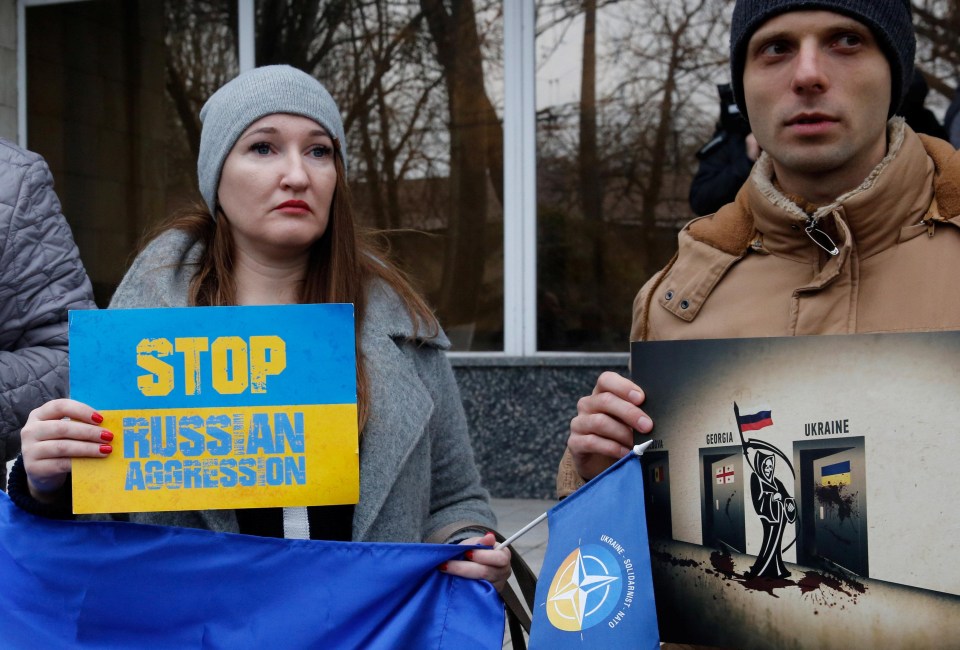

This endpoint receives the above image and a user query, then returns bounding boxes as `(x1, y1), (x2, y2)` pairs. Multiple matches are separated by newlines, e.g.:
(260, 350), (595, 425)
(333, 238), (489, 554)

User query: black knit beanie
(729, 0), (915, 123)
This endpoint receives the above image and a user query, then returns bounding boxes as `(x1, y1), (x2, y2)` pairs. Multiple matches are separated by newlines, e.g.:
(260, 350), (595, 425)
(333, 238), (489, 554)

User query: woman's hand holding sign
(20, 398), (111, 503)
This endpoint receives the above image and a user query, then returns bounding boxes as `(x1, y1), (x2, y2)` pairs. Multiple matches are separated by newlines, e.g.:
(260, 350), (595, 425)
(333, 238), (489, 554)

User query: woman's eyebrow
(238, 126), (278, 140)
(239, 127), (330, 139)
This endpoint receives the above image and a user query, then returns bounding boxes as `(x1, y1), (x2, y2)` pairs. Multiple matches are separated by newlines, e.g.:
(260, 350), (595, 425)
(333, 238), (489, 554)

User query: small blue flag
(0, 493), (504, 648)
(530, 451), (659, 649)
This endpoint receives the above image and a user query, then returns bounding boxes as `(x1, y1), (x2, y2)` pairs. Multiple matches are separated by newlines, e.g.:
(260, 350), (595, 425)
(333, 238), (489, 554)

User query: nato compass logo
(544, 543), (623, 631)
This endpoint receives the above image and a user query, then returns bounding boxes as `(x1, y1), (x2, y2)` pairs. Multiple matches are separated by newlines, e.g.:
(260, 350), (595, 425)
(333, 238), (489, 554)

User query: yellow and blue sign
(69, 304), (359, 514)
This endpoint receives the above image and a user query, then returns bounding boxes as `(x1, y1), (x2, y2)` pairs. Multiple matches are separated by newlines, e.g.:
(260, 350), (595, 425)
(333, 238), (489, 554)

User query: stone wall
(452, 355), (629, 499)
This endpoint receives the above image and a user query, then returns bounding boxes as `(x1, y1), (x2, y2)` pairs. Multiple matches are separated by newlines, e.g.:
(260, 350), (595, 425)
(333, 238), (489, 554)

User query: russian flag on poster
(0, 492), (504, 648)
(736, 405), (773, 432)
(529, 449), (660, 649)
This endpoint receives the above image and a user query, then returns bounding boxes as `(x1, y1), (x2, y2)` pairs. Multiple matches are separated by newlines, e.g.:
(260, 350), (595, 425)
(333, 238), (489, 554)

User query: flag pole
(495, 440), (654, 550)
(494, 513), (547, 550)
(734, 401), (750, 463)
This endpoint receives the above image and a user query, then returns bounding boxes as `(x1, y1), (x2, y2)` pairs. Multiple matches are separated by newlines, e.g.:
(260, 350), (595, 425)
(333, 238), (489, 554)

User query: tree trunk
(640, 43), (678, 276)
(421, 0), (500, 327)
(579, 0), (605, 294)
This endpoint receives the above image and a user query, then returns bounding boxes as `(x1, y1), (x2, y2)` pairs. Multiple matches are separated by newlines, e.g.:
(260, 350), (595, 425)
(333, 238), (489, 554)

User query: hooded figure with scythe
(735, 403), (797, 579)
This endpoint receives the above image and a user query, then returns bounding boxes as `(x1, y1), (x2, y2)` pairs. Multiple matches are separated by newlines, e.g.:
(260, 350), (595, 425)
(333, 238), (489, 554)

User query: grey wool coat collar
(108, 229), (494, 542)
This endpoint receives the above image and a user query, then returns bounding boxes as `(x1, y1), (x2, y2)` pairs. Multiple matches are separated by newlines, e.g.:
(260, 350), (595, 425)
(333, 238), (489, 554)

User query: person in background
(559, 0), (960, 494)
(897, 68), (948, 140)
(944, 86), (960, 148)
(688, 83), (761, 217)
(0, 139), (95, 490)
(10, 65), (510, 589)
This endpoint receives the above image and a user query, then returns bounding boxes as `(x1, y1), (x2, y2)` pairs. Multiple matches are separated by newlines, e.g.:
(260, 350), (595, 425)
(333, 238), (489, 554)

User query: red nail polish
(91, 412), (104, 424)
(99, 444), (112, 454)
(100, 431), (114, 442)
(465, 550), (475, 561)
(439, 563), (448, 571)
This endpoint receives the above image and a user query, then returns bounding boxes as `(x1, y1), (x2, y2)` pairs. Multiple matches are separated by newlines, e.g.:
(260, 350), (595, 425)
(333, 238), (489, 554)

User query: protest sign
(69, 304), (358, 514)
(633, 332), (960, 648)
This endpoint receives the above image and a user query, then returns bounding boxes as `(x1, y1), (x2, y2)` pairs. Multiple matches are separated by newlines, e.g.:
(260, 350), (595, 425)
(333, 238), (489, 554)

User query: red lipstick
(275, 200), (311, 214)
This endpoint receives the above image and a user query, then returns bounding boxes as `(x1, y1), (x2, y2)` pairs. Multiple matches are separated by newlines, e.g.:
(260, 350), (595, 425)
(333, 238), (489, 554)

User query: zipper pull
(804, 217), (839, 256)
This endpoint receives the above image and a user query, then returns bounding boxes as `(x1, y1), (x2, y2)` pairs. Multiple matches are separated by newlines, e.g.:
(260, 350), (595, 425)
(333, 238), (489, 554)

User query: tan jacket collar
(644, 121), (958, 332)
(749, 119), (935, 263)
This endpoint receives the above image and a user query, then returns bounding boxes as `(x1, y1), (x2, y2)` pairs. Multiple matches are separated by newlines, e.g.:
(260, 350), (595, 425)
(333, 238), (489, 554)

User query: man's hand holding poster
(633, 332), (960, 649)
(69, 304), (359, 514)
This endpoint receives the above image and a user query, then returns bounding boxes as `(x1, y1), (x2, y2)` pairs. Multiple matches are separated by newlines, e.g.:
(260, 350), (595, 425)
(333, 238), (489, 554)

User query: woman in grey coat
(13, 65), (510, 589)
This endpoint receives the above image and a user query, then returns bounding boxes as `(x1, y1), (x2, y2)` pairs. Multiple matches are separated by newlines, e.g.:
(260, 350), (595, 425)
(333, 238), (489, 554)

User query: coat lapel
(351, 282), (446, 540)
(352, 329), (433, 540)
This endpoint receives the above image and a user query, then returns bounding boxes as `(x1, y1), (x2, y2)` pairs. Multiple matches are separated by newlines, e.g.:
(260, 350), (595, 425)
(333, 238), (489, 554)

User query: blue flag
(529, 451), (659, 649)
(0, 494), (504, 648)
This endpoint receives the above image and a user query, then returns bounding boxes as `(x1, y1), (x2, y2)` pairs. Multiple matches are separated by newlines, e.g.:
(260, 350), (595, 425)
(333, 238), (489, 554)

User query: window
(20, 0), (729, 354)
(534, 0), (729, 351)
(26, 0), (238, 305)
(252, 0), (506, 351)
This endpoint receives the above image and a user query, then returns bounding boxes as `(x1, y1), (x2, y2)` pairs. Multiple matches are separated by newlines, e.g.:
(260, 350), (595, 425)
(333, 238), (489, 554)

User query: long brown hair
(144, 153), (438, 431)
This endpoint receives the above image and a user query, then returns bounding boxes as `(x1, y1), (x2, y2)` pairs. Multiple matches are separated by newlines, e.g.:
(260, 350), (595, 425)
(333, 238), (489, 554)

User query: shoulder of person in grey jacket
(0, 138), (96, 489)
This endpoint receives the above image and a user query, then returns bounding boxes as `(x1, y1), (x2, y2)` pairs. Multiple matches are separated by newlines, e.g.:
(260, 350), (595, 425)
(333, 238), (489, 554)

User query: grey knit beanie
(197, 64), (348, 214)
(729, 0), (915, 123)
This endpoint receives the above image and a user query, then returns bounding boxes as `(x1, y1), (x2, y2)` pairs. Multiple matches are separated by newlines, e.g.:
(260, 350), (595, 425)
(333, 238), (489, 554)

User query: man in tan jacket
(559, 0), (960, 495)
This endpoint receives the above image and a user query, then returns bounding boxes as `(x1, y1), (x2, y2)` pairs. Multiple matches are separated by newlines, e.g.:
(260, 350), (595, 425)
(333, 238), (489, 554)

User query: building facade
(5, 0), (718, 497)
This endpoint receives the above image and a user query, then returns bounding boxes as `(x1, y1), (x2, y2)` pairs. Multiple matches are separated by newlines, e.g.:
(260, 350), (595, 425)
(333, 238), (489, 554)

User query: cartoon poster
(632, 332), (960, 649)
(69, 305), (359, 514)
